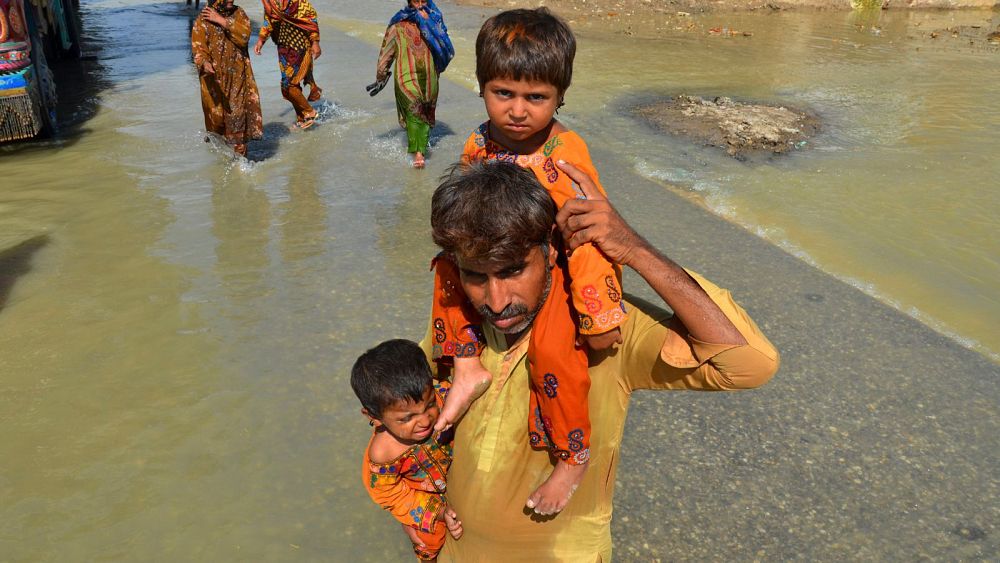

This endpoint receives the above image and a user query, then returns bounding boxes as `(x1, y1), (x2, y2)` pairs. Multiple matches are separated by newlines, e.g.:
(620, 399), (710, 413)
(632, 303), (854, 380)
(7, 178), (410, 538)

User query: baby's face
(376, 386), (439, 444)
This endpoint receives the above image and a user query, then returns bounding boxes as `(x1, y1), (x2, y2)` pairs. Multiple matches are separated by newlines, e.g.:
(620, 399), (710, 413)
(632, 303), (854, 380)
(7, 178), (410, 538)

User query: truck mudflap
(0, 66), (45, 141)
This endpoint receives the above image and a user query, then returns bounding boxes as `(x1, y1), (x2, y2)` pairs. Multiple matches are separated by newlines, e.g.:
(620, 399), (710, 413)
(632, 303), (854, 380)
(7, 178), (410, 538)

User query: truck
(0, 0), (81, 142)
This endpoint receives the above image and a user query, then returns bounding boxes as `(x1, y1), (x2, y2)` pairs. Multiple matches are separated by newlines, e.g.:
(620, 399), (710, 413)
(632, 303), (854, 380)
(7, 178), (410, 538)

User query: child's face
(371, 386), (439, 444)
(482, 77), (561, 151)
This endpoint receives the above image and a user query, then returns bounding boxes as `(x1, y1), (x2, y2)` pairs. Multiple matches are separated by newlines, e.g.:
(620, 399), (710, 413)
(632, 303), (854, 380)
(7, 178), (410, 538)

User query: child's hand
(400, 523), (425, 549)
(443, 506), (463, 540)
(434, 357), (492, 432)
(580, 328), (622, 351)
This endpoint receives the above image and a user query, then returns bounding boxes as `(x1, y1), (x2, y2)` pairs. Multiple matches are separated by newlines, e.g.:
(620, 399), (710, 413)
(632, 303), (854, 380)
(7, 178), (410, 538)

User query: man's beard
(477, 268), (553, 335)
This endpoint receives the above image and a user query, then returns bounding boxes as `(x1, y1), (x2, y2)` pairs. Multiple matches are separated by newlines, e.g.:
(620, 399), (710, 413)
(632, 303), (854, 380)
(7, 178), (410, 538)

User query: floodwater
(0, 0), (997, 559)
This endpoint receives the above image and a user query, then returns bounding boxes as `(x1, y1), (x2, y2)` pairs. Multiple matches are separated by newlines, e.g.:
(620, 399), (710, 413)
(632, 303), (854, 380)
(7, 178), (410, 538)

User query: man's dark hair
(350, 339), (433, 419)
(432, 161), (556, 266)
(476, 8), (576, 95)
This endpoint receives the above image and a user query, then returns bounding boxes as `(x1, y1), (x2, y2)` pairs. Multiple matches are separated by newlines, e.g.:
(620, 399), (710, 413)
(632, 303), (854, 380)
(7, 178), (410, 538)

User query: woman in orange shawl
(191, 0), (263, 156)
(253, 0), (323, 129)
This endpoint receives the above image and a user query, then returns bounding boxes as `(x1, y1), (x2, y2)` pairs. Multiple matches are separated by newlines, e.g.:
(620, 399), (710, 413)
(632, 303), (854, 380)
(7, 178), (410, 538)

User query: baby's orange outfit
(362, 382), (452, 560)
(430, 122), (627, 464)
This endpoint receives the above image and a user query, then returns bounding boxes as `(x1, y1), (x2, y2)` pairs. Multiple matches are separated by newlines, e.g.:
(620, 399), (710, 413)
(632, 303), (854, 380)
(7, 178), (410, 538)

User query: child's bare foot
(412, 152), (426, 169)
(434, 356), (492, 432)
(525, 460), (588, 516)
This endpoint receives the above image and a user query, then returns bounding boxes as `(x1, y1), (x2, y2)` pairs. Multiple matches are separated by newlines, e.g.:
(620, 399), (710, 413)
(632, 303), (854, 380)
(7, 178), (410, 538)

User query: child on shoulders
(429, 8), (627, 516)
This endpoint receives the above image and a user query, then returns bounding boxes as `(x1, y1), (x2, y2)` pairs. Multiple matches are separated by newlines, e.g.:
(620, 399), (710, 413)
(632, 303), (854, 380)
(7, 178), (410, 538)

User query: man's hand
(253, 38), (264, 56)
(557, 160), (748, 347)
(554, 160), (646, 267)
(311, 41), (322, 59)
(200, 6), (228, 27)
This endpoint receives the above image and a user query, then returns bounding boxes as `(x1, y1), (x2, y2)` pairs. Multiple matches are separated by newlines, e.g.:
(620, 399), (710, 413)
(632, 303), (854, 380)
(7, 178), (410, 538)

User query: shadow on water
(0, 235), (50, 313)
(248, 121), (291, 161)
(429, 120), (455, 146)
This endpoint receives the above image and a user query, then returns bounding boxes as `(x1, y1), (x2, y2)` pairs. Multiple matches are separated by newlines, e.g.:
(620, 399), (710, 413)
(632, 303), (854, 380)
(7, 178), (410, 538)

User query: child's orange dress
(430, 122), (627, 466)
(362, 382), (452, 561)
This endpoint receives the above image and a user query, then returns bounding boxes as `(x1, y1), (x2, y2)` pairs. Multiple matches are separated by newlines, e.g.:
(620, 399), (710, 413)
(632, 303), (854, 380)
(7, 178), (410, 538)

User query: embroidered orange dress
(362, 382), (453, 561)
(430, 122), (627, 465)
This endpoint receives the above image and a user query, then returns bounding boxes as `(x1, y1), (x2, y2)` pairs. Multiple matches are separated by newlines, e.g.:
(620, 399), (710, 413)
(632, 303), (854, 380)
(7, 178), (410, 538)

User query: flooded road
(1, 0), (998, 560)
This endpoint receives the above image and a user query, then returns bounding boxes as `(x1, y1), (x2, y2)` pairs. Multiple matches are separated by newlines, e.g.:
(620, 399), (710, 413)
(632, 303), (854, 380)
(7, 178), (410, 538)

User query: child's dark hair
(351, 339), (434, 419)
(475, 8), (576, 95)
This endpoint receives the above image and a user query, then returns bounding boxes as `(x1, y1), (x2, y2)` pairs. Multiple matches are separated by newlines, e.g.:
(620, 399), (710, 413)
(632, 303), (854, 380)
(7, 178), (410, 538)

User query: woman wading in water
(369, 0), (454, 169)
(254, 0), (323, 130)
(191, 0), (263, 156)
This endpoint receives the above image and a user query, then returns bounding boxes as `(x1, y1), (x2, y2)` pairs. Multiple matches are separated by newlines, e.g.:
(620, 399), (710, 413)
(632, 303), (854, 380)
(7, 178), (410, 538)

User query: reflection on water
(1, 0), (998, 559)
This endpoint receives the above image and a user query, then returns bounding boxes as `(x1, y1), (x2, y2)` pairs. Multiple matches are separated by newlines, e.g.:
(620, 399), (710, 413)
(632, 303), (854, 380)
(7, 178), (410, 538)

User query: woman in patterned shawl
(254, 0), (323, 129)
(371, 0), (454, 168)
(191, 0), (263, 156)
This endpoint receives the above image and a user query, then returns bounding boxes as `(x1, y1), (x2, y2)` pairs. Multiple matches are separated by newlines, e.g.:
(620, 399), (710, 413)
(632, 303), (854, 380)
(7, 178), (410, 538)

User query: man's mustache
(477, 303), (529, 323)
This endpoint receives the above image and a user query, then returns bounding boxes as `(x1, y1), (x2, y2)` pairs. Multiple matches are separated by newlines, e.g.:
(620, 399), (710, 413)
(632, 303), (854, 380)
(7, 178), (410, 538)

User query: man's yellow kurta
(423, 271), (779, 561)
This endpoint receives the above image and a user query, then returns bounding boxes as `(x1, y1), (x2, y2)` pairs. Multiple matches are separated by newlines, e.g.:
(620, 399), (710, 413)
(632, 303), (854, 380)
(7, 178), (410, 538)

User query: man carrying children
(415, 160), (780, 560)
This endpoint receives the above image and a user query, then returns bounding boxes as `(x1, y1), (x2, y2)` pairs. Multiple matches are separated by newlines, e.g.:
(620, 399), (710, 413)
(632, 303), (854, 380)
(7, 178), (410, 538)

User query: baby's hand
(580, 328), (622, 351)
(442, 506), (463, 540)
(400, 523), (425, 549)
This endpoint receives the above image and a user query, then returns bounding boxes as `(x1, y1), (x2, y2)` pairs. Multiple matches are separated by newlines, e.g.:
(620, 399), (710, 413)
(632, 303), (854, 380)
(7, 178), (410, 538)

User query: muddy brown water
(1, 0), (998, 559)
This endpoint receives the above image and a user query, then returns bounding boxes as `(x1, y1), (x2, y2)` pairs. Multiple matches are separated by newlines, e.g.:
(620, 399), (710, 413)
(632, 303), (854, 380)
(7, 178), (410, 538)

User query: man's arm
(554, 160), (746, 347)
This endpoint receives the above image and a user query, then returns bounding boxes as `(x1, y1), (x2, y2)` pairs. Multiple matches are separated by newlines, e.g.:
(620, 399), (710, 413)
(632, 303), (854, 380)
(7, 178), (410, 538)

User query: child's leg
(524, 262), (591, 515)
(430, 255), (491, 431)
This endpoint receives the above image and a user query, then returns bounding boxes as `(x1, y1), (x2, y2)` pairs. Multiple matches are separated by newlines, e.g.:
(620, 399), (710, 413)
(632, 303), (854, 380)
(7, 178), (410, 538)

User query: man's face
(456, 244), (555, 336)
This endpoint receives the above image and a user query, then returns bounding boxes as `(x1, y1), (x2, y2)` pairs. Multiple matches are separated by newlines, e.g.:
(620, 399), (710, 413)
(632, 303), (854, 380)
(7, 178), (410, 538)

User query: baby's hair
(475, 8), (576, 95)
(351, 339), (434, 419)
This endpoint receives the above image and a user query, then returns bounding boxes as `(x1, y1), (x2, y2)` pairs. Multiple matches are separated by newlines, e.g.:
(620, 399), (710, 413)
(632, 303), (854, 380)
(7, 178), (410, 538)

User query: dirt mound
(632, 95), (820, 160)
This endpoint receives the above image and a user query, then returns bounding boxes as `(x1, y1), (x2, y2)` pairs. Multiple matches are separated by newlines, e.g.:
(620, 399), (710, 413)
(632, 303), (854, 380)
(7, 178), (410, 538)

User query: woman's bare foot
(434, 356), (492, 432)
(412, 152), (425, 169)
(307, 85), (322, 102)
(525, 460), (588, 516)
